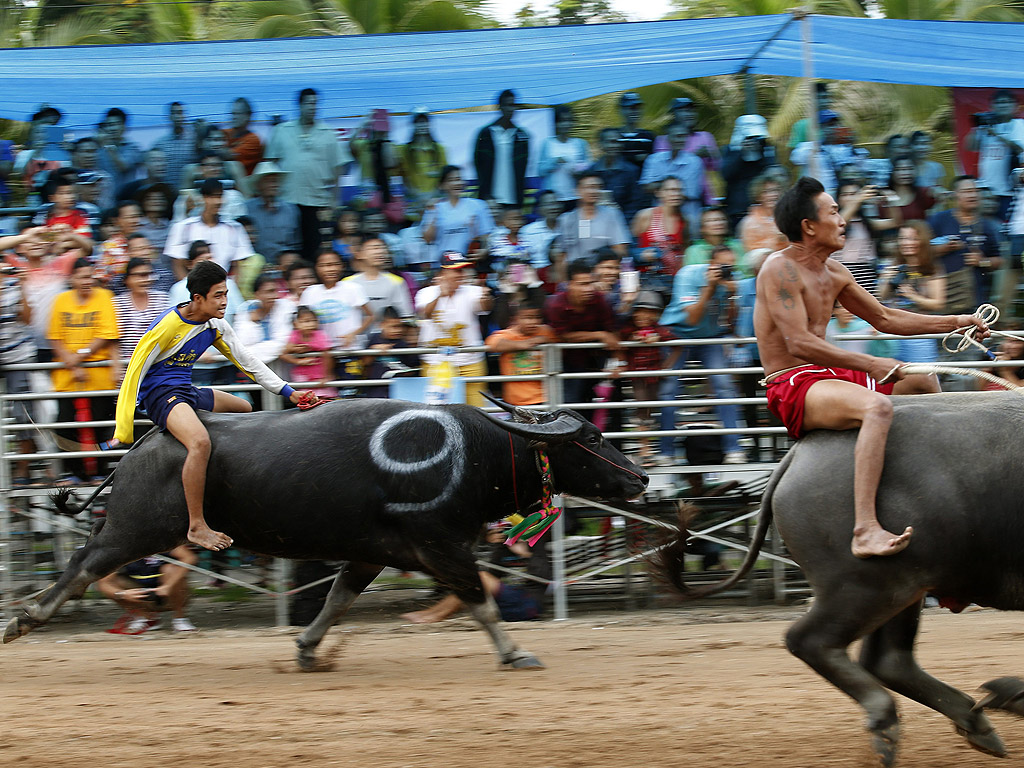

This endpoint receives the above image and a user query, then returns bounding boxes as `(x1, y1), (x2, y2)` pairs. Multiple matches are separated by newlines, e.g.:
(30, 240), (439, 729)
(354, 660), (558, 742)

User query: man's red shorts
(765, 365), (895, 439)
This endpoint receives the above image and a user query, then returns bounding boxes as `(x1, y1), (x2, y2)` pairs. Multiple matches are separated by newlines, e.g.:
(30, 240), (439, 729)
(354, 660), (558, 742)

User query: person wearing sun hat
(415, 251), (493, 406)
(245, 161), (300, 264)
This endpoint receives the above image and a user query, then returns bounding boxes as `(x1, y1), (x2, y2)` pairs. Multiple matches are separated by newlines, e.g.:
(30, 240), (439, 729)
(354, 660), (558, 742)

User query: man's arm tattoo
(777, 284), (795, 310)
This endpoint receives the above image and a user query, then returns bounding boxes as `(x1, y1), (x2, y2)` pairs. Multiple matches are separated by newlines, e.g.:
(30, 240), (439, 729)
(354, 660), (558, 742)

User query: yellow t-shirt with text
(47, 288), (119, 392)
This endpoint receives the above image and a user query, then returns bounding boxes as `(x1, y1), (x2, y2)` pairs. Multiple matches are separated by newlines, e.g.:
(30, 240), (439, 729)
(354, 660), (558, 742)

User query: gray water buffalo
(5, 398), (647, 669)
(655, 391), (1024, 766)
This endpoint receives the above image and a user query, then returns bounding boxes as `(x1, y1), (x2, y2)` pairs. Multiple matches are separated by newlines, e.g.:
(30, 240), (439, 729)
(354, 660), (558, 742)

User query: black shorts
(141, 385), (215, 432)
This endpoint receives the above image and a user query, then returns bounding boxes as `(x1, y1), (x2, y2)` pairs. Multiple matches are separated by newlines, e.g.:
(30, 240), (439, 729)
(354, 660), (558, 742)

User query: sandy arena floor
(2, 604), (1024, 768)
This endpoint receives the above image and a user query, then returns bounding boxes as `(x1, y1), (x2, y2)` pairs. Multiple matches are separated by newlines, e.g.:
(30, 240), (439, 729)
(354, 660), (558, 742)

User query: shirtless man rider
(754, 177), (989, 558)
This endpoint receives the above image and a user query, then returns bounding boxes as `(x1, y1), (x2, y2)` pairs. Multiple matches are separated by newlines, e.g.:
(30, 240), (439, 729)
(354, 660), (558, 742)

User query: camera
(972, 111), (999, 127)
(888, 265), (907, 289)
(718, 264), (733, 281)
(1, 264), (18, 276)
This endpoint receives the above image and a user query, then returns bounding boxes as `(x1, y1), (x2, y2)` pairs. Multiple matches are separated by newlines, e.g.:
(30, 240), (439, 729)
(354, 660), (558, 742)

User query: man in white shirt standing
(415, 251), (493, 406)
(165, 179), (254, 280)
(967, 89), (1024, 222)
(473, 89), (530, 206)
(265, 87), (353, 261)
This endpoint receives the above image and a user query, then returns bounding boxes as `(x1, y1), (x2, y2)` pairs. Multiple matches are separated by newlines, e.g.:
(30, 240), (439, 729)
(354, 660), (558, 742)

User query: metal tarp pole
(800, 11), (821, 180)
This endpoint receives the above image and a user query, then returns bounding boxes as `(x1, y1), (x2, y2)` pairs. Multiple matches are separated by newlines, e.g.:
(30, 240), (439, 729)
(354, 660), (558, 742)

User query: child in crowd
(362, 306), (419, 398)
(281, 305), (337, 399)
(484, 302), (554, 406)
(619, 291), (673, 466)
(332, 206), (362, 266)
(986, 336), (1024, 390)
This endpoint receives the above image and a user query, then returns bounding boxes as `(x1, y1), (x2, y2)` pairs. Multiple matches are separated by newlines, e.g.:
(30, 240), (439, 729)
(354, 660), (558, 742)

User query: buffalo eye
(587, 433), (601, 447)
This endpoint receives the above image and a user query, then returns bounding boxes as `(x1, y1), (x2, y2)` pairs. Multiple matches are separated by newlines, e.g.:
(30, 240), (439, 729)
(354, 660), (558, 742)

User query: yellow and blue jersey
(114, 304), (293, 444)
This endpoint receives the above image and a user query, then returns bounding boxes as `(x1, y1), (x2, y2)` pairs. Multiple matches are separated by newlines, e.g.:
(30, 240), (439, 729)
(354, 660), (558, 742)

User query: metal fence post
(551, 494), (567, 621)
(274, 556), (290, 626)
(0, 385), (12, 615)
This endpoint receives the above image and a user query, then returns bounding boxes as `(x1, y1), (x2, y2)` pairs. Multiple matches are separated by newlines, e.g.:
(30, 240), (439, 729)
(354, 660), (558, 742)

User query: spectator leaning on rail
(485, 301), (555, 407)
(658, 244), (748, 466)
(416, 251), (492, 407)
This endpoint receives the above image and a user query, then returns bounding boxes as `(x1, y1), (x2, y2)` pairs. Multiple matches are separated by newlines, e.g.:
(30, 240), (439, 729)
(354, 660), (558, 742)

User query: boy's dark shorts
(141, 385), (215, 431)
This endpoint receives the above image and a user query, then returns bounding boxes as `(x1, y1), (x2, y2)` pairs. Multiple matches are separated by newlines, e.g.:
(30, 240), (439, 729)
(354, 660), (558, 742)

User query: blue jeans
(658, 340), (740, 457)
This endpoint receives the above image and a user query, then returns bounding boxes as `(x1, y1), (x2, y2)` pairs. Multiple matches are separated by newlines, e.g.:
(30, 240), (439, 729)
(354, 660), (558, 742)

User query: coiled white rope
(895, 304), (1024, 393)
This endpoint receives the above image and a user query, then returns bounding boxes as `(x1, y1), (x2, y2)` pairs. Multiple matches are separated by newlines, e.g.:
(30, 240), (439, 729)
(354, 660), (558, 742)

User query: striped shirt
(113, 290), (171, 362)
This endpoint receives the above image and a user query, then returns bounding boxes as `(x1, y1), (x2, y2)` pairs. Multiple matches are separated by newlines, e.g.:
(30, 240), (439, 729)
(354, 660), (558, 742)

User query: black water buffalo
(656, 391), (1024, 766)
(4, 398), (647, 669)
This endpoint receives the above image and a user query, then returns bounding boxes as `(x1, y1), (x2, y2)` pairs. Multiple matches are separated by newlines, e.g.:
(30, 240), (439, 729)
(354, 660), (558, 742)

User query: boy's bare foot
(188, 523), (233, 551)
(400, 610), (439, 624)
(852, 524), (913, 559)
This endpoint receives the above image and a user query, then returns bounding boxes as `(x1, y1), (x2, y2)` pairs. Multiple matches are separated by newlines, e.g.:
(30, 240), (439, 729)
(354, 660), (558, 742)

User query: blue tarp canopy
(0, 13), (1022, 127)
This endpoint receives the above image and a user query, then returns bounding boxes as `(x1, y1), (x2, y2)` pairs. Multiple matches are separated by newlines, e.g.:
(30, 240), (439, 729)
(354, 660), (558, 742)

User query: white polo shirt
(164, 216), (255, 271)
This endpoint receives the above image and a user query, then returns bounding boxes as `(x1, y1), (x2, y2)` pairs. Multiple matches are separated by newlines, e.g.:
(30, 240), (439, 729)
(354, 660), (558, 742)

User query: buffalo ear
(481, 410), (586, 444)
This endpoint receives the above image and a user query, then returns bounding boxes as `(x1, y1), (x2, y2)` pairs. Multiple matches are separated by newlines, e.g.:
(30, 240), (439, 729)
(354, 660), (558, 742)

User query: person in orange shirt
(226, 97), (263, 176)
(48, 258), (120, 482)
(485, 303), (555, 406)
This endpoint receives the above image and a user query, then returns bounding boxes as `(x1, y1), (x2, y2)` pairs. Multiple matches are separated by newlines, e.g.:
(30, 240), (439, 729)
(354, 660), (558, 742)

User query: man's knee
(862, 393), (894, 423)
(184, 432), (212, 456)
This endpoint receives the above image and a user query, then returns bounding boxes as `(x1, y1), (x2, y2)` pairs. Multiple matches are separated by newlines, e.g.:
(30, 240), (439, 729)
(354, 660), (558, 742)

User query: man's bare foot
(400, 610), (442, 624)
(852, 524), (913, 559)
(188, 523), (233, 551)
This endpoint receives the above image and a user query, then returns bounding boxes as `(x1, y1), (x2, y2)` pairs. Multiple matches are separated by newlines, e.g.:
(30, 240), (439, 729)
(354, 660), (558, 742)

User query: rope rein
(901, 304), (1024, 393)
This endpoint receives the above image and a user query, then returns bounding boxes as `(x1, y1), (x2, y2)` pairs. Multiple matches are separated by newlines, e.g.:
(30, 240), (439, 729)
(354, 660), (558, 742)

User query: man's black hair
(42, 176), (73, 202)
(951, 174), (977, 190)
(187, 239), (211, 262)
(359, 233), (385, 247)
(591, 245), (619, 264)
(511, 301), (543, 317)
(553, 104), (573, 122)
(298, 87), (318, 105)
(500, 204), (522, 218)
(284, 258), (314, 282)
(252, 272), (275, 294)
(186, 259), (228, 301)
(439, 164), (461, 187)
(169, 101), (183, 110)
(105, 107), (128, 124)
(567, 260), (593, 281)
(774, 176), (826, 243)
(598, 126), (620, 142)
(992, 89), (1017, 104)
(73, 136), (98, 151)
(124, 256), (150, 276)
(909, 129), (929, 143)
(575, 169), (603, 187)
(498, 88), (516, 104)
(380, 305), (402, 321)
(815, 82), (829, 96)
(536, 188), (557, 201)
(199, 150), (222, 163)
(126, 232), (148, 245)
(199, 178), (224, 197)
(234, 96), (253, 114)
(115, 199), (140, 218)
(71, 257), (93, 273)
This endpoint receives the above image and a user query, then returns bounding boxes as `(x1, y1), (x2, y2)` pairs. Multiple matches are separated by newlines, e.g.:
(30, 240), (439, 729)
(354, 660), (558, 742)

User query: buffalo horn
(481, 391), (542, 423)
(482, 409), (586, 443)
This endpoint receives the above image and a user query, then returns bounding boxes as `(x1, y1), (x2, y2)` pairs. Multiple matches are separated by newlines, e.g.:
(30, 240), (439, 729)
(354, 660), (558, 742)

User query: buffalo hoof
(976, 677), (1024, 718)
(295, 640), (318, 672)
(956, 723), (1007, 758)
(501, 652), (545, 671)
(3, 615), (31, 644)
(869, 721), (900, 768)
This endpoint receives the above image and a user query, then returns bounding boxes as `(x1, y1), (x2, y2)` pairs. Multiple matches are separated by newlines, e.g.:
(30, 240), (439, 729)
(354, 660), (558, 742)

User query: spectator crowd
(2, 84), (1024, 483)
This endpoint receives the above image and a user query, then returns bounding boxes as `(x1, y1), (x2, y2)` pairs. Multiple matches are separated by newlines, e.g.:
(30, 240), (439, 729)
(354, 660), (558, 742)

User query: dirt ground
(3, 602), (1024, 768)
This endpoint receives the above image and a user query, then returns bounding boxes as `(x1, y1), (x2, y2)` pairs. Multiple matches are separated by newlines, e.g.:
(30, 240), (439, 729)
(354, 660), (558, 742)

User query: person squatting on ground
(754, 177), (989, 558)
(113, 260), (307, 551)
(95, 544), (198, 634)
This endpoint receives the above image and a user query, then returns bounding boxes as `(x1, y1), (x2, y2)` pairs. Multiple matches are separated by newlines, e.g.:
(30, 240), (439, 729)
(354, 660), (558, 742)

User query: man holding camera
(658, 243), (747, 465)
(966, 89), (1024, 221)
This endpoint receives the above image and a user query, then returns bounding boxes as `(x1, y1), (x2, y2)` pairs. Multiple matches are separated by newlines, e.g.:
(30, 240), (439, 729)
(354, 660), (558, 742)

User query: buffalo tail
(52, 472), (116, 517)
(649, 449), (794, 600)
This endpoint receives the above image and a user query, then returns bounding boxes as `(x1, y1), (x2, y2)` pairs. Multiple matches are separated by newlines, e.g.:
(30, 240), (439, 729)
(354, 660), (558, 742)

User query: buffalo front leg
(859, 601), (1005, 758)
(416, 545), (544, 670)
(295, 561), (384, 671)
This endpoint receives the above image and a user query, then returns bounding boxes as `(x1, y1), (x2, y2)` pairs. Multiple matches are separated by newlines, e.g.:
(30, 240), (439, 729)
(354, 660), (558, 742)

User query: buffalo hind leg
(416, 545), (543, 670)
(859, 601), (1005, 757)
(295, 561), (384, 671)
(4, 526), (158, 643)
(786, 593), (914, 767)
